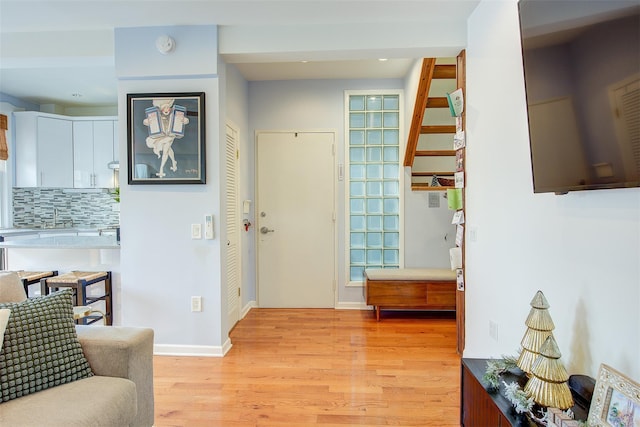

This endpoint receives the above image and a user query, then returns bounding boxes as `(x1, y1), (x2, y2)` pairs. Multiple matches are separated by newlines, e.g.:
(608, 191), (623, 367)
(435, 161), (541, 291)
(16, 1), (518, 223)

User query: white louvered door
(611, 77), (640, 181)
(225, 123), (240, 329)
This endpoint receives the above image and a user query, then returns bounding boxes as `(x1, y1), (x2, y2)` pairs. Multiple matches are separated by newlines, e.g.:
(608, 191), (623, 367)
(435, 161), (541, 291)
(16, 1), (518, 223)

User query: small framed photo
(127, 92), (206, 184)
(587, 363), (640, 427)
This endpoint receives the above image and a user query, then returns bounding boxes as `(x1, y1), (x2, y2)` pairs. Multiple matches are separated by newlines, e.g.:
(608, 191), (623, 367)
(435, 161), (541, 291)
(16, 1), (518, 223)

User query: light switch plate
(191, 223), (202, 239)
(191, 296), (202, 312)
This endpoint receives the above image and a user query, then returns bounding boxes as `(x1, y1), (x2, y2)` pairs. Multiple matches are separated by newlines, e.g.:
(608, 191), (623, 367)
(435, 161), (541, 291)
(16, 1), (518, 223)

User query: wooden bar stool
(41, 271), (112, 325)
(15, 270), (58, 297)
(73, 305), (107, 325)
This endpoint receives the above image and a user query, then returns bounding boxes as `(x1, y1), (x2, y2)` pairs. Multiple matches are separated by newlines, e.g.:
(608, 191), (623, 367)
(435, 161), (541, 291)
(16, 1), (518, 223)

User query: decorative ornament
(503, 380), (534, 414)
(483, 355), (519, 390)
(484, 291), (578, 423)
(517, 290), (555, 375)
(524, 335), (574, 410)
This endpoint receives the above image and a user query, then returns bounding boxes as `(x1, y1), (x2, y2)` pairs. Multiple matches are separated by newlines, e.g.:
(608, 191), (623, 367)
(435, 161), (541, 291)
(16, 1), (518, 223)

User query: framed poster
(127, 92), (205, 184)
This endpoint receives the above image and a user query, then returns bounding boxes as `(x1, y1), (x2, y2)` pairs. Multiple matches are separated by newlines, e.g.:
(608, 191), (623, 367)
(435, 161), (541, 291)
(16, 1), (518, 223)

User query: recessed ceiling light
(301, 60), (309, 63)
(378, 58), (388, 62)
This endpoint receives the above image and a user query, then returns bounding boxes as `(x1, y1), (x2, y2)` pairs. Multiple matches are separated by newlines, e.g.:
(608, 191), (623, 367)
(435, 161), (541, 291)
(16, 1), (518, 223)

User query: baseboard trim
(242, 301), (368, 311)
(335, 301), (370, 310)
(154, 337), (232, 357)
(241, 300), (257, 318)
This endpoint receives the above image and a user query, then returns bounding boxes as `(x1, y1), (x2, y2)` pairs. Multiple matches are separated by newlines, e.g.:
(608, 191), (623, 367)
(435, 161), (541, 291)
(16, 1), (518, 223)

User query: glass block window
(347, 93), (401, 282)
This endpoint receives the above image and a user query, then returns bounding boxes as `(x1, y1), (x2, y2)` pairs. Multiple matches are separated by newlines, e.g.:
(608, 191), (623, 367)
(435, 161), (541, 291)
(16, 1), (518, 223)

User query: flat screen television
(517, 0), (640, 194)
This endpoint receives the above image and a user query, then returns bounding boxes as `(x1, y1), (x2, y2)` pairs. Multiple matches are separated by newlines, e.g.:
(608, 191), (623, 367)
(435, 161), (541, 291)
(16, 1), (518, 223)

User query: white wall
(248, 78), (407, 305)
(63, 106), (117, 116)
(465, 0), (640, 380)
(247, 76), (459, 306)
(115, 26), (227, 356)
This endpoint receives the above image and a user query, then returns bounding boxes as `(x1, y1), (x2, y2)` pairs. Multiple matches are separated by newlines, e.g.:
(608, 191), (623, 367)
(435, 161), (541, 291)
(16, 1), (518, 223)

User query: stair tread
(415, 150), (456, 156)
(411, 183), (456, 191)
(426, 97), (450, 108)
(412, 171), (456, 176)
(420, 125), (456, 134)
(433, 64), (456, 79)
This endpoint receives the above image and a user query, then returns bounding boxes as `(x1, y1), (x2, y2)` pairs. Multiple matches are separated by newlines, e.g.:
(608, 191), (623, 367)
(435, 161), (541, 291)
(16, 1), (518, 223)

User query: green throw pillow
(0, 289), (93, 402)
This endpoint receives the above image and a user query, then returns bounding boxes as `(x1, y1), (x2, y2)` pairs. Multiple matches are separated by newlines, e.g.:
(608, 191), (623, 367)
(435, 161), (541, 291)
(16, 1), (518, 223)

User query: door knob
(260, 226), (275, 234)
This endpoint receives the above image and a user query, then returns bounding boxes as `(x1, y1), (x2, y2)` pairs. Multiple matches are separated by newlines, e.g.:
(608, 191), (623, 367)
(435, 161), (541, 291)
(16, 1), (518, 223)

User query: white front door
(257, 131), (335, 308)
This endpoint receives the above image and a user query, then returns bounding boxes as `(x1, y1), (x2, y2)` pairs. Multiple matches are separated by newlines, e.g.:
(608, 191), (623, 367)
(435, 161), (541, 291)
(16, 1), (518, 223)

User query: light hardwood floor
(153, 308), (461, 426)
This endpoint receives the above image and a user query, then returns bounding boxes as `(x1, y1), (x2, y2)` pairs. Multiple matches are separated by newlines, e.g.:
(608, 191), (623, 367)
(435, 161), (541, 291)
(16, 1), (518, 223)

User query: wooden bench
(365, 268), (457, 321)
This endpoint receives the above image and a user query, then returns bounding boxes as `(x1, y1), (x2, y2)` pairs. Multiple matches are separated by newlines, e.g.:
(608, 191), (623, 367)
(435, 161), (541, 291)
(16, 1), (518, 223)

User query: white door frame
(254, 129), (338, 308)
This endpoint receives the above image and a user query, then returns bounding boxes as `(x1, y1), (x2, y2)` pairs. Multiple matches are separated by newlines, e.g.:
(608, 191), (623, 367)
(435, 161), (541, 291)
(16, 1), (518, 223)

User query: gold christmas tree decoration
(517, 290), (555, 374)
(524, 335), (574, 409)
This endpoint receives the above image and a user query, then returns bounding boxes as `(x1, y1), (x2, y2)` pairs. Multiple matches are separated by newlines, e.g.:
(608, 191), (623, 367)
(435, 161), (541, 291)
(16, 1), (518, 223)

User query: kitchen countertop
(0, 227), (116, 235)
(0, 228), (53, 237)
(0, 228), (119, 249)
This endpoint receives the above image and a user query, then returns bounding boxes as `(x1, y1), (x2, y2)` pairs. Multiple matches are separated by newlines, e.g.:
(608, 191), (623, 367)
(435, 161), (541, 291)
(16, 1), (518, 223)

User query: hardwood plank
(154, 308), (460, 426)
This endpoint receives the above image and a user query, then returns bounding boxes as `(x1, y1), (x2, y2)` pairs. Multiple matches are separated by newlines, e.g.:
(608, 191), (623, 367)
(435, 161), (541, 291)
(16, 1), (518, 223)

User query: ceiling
(0, 1), (481, 108)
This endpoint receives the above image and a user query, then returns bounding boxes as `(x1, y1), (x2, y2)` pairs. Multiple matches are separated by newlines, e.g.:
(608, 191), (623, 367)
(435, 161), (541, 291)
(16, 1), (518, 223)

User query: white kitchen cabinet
(72, 121), (93, 187)
(14, 112), (118, 188)
(73, 119), (116, 188)
(94, 120), (116, 187)
(14, 112), (74, 187)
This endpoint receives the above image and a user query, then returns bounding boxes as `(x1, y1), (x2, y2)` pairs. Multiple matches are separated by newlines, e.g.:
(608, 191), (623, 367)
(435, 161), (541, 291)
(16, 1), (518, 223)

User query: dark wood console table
(461, 358), (591, 427)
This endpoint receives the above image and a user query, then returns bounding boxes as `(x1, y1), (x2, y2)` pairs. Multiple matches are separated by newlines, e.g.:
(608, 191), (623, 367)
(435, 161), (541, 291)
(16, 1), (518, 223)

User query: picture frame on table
(587, 363), (639, 427)
(126, 92), (206, 184)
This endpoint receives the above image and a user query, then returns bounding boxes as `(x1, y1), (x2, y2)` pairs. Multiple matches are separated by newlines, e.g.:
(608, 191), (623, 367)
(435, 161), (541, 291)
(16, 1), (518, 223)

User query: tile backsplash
(13, 188), (120, 229)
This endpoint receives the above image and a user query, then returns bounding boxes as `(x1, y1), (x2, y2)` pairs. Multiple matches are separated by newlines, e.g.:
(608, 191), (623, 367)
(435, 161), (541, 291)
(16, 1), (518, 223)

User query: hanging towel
(0, 114), (8, 160)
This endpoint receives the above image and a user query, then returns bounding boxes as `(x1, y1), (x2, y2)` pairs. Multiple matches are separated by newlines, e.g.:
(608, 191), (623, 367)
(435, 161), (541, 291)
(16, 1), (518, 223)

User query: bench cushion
(365, 268), (456, 282)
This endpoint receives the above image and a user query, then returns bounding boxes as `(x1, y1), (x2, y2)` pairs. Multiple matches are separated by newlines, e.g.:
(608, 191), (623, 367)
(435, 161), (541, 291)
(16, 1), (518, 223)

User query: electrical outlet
(489, 320), (499, 341)
(191, 296), (202, 312)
